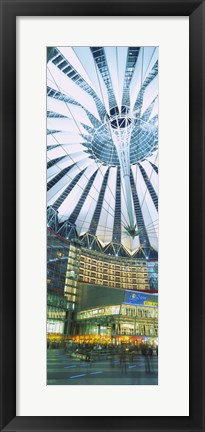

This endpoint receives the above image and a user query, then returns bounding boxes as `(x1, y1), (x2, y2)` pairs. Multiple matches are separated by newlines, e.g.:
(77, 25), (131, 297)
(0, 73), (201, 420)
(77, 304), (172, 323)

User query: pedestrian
(144, 346), (151, 374)
(149, 346), (154, 373)
(120, 350), (127, 374)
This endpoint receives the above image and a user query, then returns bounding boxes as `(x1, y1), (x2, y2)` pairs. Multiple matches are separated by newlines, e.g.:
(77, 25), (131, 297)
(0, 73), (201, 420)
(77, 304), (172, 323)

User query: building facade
(47, 223), (158, 346)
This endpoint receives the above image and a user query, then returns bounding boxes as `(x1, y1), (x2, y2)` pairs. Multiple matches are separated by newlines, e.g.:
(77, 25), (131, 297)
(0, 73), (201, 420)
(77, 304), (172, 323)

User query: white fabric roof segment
(147, 150), (158, 167)
(131, 236), (141, 255)
(47, 145), (66, 160)
(47, 66), (60, 92)
(47, 153), (85, 175)
(48, 144), (88, 157)
(47, 151), (89, 181)
(141, 76), (158, 114)
(47, 182), (72, 207)
(47, 144), (87, 161)
(47, 132), (85, 146)
(47, 145), (70, 160)
(47, 96), (69, 117)
(47, 97), (93, 128)
(47, 171), (62, 183)
(57, 162), (99, 222)
(121, 235), (132, 253)
(129, 48), (144, 111)
(73, 47), (110, 112)
(47, 169), (60, 181)
(122, 235), (140, 255)
(140, 160), (158, 195)
(97, 167), (116, 245)
(130, 47), (158, 113)
(47, 61), (101, 120)
(47, 157), (93, 203)
(135, 167), (158, 251)
(57, 47), (96, 91)
(142, 47), (158, 82)
(47, 158), (75, 180)
(104, 47), (121, 111)
(64, 104), (94, 127)
(117, 47), (128, 108)
(76, 165), (108, 237)
(47, 118), (90, 135)
(150, 98), (158, 120)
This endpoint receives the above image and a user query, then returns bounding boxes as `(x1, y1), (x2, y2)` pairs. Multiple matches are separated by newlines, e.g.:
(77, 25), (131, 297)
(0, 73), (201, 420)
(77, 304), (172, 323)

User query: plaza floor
(47, 349), (158, 385)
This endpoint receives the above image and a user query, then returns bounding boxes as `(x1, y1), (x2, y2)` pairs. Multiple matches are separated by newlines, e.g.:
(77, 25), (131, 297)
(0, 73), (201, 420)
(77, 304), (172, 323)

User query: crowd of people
(48, 340), (157, 353)
(48, 340), (158, 374)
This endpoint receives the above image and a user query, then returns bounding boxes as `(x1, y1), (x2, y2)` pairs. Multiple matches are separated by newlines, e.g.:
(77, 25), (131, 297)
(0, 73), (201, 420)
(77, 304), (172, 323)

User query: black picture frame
(0, 0), (204, 431)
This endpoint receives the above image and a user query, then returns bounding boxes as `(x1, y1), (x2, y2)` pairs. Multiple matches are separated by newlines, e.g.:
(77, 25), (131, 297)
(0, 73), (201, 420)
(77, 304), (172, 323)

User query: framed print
(0, 0), (205, 431)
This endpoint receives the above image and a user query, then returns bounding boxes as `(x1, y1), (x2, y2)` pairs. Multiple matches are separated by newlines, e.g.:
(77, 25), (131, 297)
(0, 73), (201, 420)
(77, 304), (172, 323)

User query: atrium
(47, 46), (158, 385)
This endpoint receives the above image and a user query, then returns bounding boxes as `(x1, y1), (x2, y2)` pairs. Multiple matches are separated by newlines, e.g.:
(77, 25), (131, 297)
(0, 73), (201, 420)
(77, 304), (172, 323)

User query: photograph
(47, 46), (159, 385)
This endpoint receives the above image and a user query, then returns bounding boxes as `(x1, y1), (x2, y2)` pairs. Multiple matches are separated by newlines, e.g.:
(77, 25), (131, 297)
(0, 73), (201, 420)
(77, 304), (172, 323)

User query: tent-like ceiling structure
(47, 46), (158, 257)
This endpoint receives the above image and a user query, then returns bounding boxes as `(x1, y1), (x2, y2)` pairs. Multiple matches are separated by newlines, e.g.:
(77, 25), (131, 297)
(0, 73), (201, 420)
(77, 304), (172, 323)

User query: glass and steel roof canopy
(47, 46), (158, 257)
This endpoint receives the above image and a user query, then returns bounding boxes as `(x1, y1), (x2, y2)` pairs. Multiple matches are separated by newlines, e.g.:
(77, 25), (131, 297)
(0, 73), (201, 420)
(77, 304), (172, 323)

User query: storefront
(74, 290), (158, 344)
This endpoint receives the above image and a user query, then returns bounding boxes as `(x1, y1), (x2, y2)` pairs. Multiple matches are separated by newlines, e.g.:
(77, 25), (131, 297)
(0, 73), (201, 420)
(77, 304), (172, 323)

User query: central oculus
(90, 106), (157, 167)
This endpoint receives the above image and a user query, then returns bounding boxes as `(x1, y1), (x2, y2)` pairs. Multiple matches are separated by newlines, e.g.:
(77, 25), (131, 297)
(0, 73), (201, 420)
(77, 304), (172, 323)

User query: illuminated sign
(124, 291), (158, 307)
(144, 301), (158, 307)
